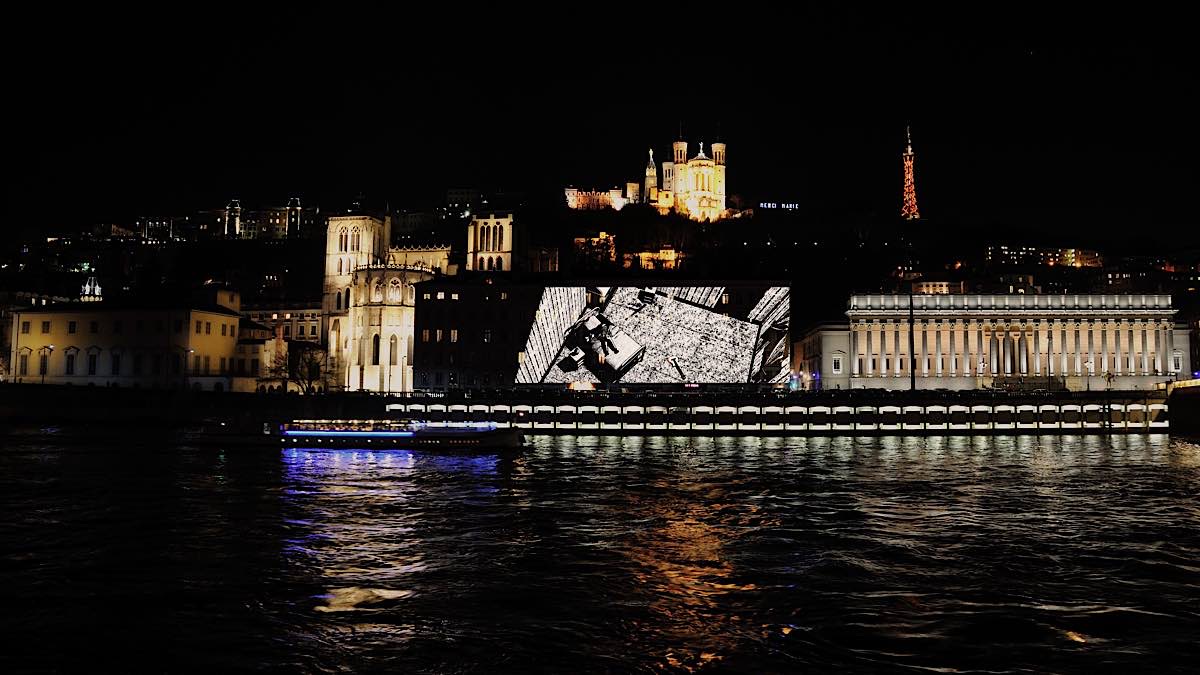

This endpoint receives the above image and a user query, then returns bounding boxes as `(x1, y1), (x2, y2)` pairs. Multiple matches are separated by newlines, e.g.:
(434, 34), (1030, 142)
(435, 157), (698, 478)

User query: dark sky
(8, 10), (1188, 246)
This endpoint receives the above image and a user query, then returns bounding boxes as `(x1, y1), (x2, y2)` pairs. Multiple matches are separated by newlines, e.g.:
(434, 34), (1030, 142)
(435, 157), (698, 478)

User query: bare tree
(290, 346), (329, 394)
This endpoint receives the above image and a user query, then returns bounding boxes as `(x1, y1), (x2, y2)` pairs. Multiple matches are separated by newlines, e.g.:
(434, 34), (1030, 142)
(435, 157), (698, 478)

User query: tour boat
(274, 419), (524, 451)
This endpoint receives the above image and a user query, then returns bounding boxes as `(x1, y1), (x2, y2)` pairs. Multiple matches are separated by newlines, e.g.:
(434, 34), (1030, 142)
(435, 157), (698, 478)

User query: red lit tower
(901, 125), (920, 220)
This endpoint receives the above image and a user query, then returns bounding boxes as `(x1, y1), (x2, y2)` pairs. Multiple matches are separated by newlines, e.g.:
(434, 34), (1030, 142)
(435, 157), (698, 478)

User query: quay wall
(0, 383), (1186, 436)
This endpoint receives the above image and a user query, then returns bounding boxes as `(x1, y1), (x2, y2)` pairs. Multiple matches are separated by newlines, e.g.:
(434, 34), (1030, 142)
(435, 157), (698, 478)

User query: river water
(2, 434), (1198, 673)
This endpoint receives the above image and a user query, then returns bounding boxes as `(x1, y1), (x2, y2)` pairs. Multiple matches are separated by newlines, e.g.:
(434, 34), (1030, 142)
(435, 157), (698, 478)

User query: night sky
(9, 11), (1186, 248)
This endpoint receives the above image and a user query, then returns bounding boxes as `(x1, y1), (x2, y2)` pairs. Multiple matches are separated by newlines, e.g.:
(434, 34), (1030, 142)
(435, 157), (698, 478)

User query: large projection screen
(515, 285), (790, 384)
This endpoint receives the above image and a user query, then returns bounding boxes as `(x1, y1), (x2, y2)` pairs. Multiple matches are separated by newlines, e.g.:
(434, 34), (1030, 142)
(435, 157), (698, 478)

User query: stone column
(1018, 328), (1028, 375)
(1127, 325), (1136, 374)
(1087, 320), (1096, 377)
(1100, 321), (1109, 375)
(1080, 321), (1089, 374)
(866, 324), (874, 376)
(1034, 321), (1042, 375)
(949, 321), (958, 376)
(1167, 323), (1175, 373)
(920, 322), (929, 377)
(935, 322), (943, 377)
(989, 330), (999, 375)
(1060, 324), (1069, 376)
(1114, 321), (1123, 375)
(1154, 323), (1164, 374)
(851, 322), (859, 376)
(1141, 322), (1149, 375)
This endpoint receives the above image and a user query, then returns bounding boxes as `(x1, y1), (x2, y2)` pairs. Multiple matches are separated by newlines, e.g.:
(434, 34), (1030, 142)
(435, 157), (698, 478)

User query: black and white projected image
(516, 285), (790, 384)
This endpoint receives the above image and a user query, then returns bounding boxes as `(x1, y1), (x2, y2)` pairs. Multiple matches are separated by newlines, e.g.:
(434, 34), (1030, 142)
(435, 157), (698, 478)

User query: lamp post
(39, 344), (55, 385)
(1086, 359), (1094, 392)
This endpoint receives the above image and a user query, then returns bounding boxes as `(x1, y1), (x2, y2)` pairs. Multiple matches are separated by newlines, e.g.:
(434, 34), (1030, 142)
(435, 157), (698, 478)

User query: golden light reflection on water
(615, 445), (775, 672)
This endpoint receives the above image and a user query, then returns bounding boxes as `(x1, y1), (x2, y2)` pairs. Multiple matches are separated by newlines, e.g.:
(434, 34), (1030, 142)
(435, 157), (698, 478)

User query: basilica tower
(643, 149), (658, 202)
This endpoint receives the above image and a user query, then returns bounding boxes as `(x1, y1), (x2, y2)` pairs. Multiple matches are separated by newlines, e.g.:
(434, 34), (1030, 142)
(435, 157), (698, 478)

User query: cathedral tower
(322, 212), (391, 389)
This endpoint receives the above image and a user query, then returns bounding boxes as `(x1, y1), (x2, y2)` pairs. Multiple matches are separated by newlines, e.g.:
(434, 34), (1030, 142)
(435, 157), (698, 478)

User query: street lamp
(39, 344), (55, 385)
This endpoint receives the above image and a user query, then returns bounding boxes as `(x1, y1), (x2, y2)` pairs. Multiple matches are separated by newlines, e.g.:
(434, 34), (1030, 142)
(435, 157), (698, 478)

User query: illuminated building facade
(795, 294), (1190, 392)
(7, 290), (243, 390)
(985, 245), (1104, 268)
(564, 138), (728, 222)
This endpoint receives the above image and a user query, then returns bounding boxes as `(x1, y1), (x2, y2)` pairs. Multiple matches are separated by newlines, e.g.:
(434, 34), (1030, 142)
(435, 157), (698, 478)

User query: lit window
(483, 329), (492, 343)
(451, 293), (460, 300)
(450, 329), (458, 343)
(422, 329), (430, 342)
(20, 321), (29, 334)
(832, 356), (843, 374)
(437, 292), (445, 300)
(436, 329), (443, 342)
(41, 321), (50, 333)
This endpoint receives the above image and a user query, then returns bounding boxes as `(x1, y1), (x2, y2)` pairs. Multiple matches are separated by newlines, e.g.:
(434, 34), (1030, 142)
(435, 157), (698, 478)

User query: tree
(289, 345), (329, 395)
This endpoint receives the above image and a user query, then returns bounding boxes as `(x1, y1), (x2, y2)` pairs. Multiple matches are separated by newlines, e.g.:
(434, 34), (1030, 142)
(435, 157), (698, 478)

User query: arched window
(344, 288), (351, 310)
(372, 281), (384, 303)
(371, 334), (380, 365)
(497, 225), (504, 251)
(483, 226), (490, 252)
(388, 279), (402, 302)
(477, 256), (484, 270)
(335, 291), (342, 310)
(473, 225), (480, 252)
(496, 257), (503, 271)
(337, 258), (343, 275)
(389, 334), (398, 365)
(487, 256), (494, 271)
(407, 286), (415, 303)
(338, 228), (348, 252)
(351, 227), (361, 251)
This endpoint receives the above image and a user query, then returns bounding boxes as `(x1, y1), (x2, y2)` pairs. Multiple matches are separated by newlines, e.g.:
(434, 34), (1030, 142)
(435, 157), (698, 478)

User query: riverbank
(2, 382), (1194, 436)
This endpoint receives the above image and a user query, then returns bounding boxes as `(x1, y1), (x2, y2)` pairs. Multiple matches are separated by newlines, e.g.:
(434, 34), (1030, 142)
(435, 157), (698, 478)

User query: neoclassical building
(795, 294), (1190, 391)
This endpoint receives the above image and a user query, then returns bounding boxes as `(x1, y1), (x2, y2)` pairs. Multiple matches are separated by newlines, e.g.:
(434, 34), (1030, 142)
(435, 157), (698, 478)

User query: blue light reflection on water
(2, 434), (1198, 672)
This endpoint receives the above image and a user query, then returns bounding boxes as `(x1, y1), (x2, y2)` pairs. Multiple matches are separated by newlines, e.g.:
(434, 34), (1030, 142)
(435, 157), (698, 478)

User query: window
(111, 354), (121, 376)
(483, 329), (492, 343)
(436, 329), (443, 342)
(195, 320), (202, 334)
(250, 359), (259, 376)
(38, 354), (47, 376)
(204, 356), (210, 375)
(193, 355), (201, 374)
(1175, 354), (1183, 372)
(371, 334), (380, 365)
(88, 354), (97, 375)
(495, 258), (503, 271)
(310, 325), (318, 336)
(41, 321), (50, 334)
(451, 293), (459, 300)
(65, 353), (76, 375)
(437, 292), (445, 300)
(20, 321), (29, 334)
(219, 357), (227, 373)
(205, 322), (211, 335)
(344, 288), (350, 309)
(221, 324), (227, 336)
(336, 292), (342, 310)
(388, 279), (402, 302)
(284, 325), (290, 337)
(68, 321), (77, 334)
(90, 321), (99, 334)
(19, 354), (28, 375)
(422, 329), (430, 343)
(499, 292), (508, 301)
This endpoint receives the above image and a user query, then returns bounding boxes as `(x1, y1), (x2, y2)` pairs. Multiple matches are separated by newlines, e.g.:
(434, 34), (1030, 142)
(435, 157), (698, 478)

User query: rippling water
(3, 434), (1199, 673)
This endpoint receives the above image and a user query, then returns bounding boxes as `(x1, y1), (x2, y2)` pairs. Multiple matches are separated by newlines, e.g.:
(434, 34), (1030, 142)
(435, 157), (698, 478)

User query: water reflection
(6, 434), (1194, 671)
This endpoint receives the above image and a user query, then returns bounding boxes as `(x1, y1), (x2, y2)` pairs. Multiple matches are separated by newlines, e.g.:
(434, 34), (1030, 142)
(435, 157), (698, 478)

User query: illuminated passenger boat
(276, 419), (524, 450)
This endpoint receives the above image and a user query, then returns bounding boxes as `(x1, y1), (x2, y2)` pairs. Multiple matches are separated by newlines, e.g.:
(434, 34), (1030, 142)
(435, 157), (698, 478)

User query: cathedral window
(389, 335), (398, 365)
(388, 279), (402, 302)
(344, 288), (351, 309)
(338, 228), (348, 252)
(337, 259), (343, 275)
(351, 227), (361, 251)
(477, 256), (484, 270)
(497, 225), (504, 250)
(336, 292), (342, 311)
(487, 257), (494, 271)
(371, 334), (380, 366)
(372, 281), (384, 303)
(496, 258), (503, 271)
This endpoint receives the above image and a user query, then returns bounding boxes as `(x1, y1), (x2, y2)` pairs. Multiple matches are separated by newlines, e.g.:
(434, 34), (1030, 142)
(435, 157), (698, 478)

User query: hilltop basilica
(565, 139), (728, 222)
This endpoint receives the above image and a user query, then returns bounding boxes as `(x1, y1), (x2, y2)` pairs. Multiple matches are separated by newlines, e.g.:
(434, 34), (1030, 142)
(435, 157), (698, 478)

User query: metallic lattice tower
(901, 125), (920, 220)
